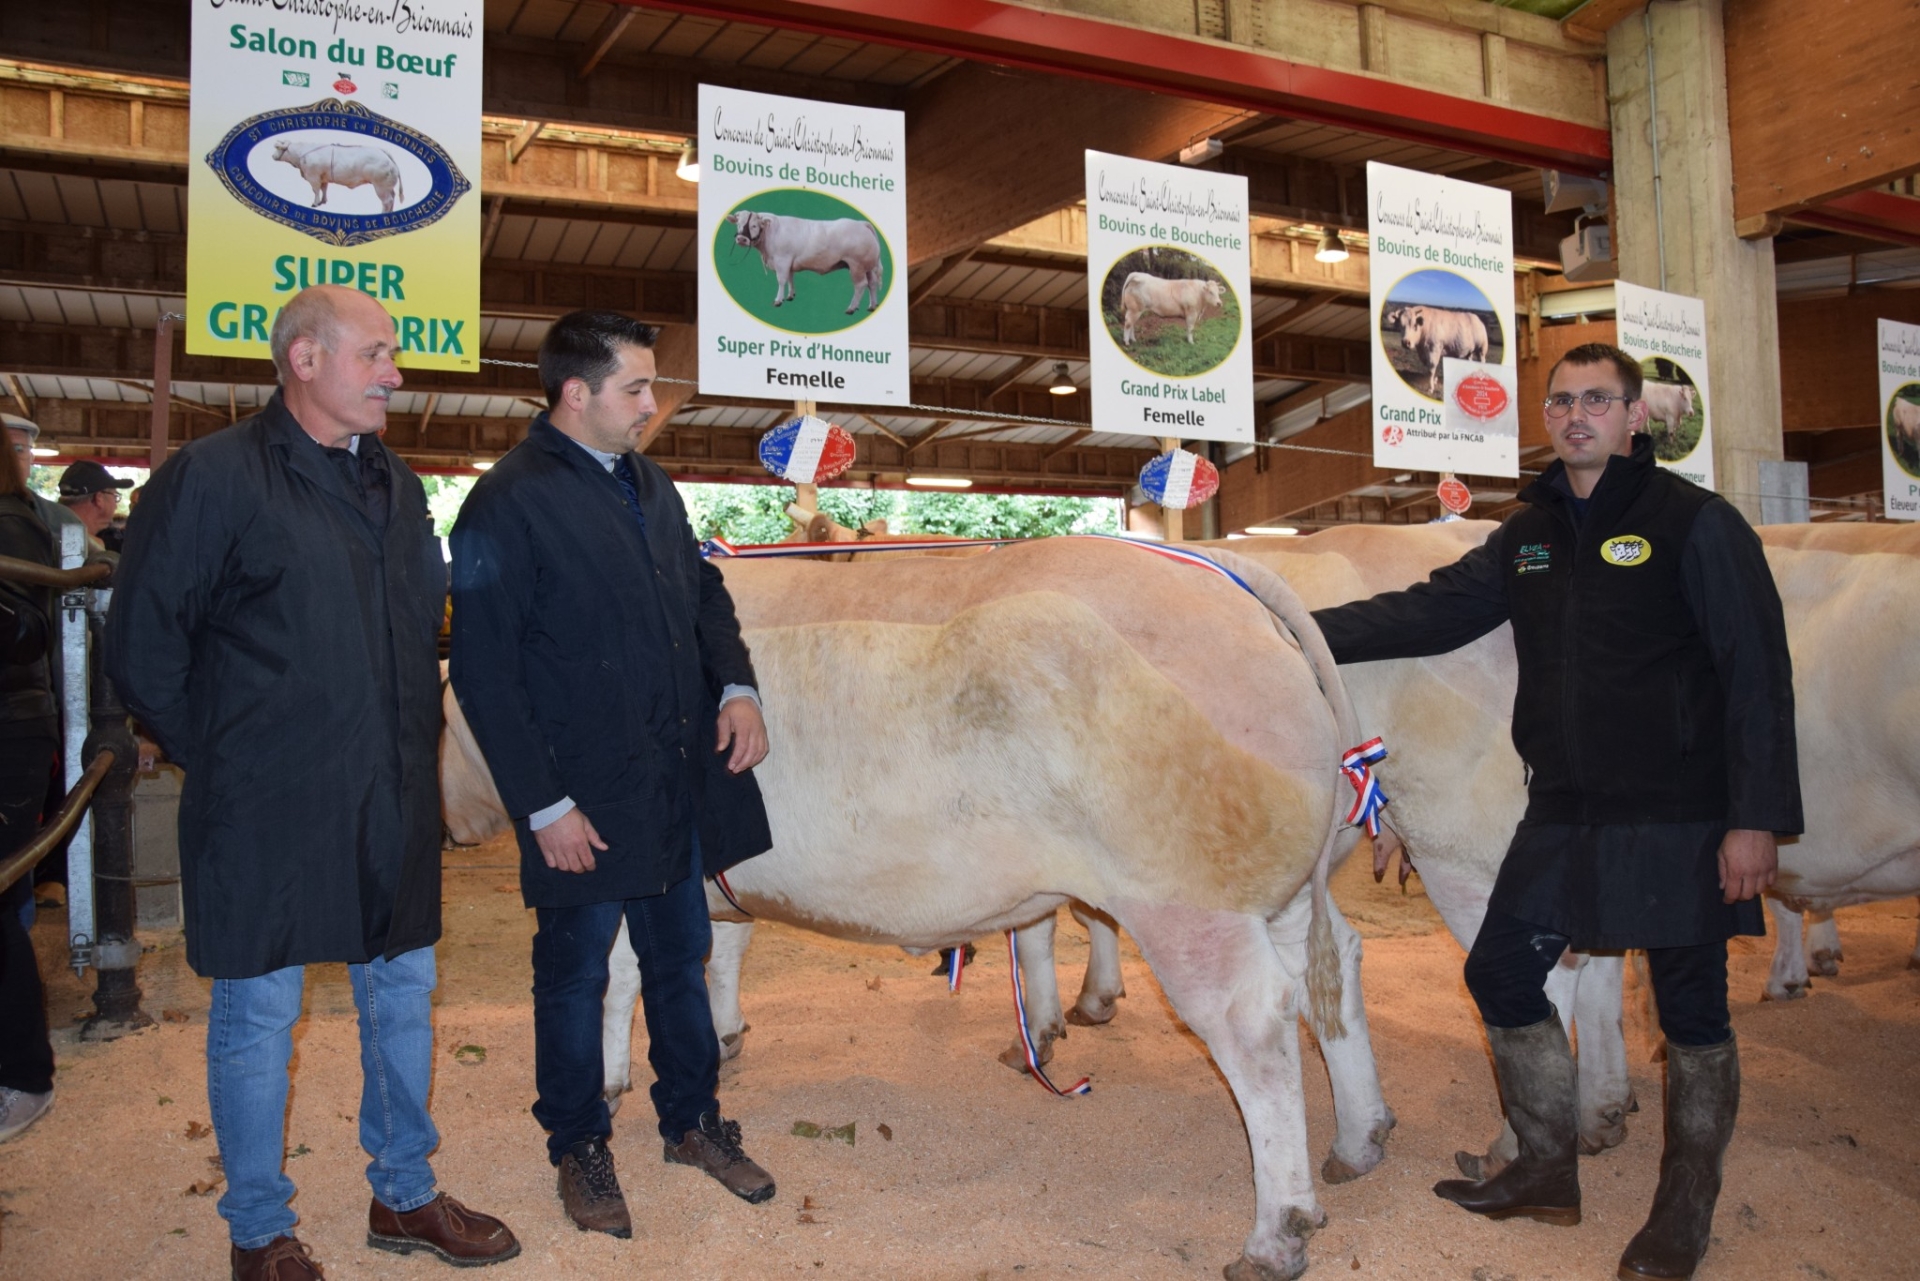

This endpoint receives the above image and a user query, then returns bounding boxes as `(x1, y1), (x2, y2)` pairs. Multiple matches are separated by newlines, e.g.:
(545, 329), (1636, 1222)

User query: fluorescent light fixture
(1244, 525), (1299, 536)
(1178, 137), (1224, 166)
(905, 475), (972, 489)
(1313, 230), (1348, 264)
(1047, 362), (1077, 395)
(1392, 472), (1413, 483)
(30, 446), (57, 457)
(676, 146), (699, 183)
(471, 459), (495, 470)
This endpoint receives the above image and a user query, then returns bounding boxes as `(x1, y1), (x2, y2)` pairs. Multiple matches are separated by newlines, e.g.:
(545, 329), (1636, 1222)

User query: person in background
(107, 285), (519, 1281)
(0, 425), (62, 1145)
(57, 460), (133, 554)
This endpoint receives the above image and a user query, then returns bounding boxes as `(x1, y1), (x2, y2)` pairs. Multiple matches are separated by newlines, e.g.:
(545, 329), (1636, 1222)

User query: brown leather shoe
(368, 1192), (521, 1267)
(231, 1235), (324, 1281)
(557, 1138), (632, 1238)
(664, 1111), (776, 1204)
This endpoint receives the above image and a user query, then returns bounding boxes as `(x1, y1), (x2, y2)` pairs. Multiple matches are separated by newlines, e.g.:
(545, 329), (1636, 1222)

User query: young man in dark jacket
(449, 311), (775, 1240)
(1311, 343), (1800, 1281)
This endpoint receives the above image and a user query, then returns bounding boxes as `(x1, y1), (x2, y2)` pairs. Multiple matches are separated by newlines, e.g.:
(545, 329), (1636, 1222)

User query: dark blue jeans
(531, 835), (717, 1164)
(1464, 908), (1733, 1047)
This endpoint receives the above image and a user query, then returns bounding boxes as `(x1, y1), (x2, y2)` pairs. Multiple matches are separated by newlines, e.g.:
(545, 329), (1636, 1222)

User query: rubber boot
(1617, 1036), (1739, 1280)
(1433, 1015), (1581, 1225)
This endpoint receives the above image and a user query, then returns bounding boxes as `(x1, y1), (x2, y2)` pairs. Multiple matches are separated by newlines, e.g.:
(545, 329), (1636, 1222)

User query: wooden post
(791, 399), (819, 516)
(149, 314), (178, 472)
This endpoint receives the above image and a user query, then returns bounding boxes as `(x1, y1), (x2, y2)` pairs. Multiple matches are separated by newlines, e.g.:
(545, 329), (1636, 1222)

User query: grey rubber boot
(1433, 1014), (1581, 1226)
(1617, 1036), (1740, 1280)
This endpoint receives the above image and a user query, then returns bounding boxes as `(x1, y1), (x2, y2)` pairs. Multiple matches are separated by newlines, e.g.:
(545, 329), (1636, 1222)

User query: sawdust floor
(3, 838), (1916, 1281)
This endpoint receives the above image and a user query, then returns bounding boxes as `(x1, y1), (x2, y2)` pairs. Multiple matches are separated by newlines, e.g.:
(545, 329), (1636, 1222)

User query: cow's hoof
(1809, 949), (1842, 977)
(1907, 955), (1920, 972)
(1627, 1091), (1639, 1114)
(1579, 1105), (1628, 1155)
(1649, 1039), (1668, 1064)
(1223, 1246), (1307, 1281)
(1453, 1148), (1510, 1181)
(1322, 1112), (1395, 1184)
(603, 1086), (629, 1117)
(1761, 980), (1810, 1001)
(718, 1028), (747, 1062)
(1066, 995), (1120, 1026)
(999, 1030), (1057, 1070)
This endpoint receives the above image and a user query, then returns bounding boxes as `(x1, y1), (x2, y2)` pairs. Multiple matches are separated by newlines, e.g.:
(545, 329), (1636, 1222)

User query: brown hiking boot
(367, 1192), (521, 1266)
(231, 1235), (324, 1281)
(557, 1138), (632, 1238)
(664, 1111), (776, 1204)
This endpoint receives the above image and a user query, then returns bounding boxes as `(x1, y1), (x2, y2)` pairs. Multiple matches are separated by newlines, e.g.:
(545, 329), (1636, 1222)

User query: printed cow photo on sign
(1638, 356), (1708, 464)
(1885, 381), (1920, 478)
(1099, 246), (1240, 378)
(715, 190), (892, 331)
(1380, 269), (1506, 400)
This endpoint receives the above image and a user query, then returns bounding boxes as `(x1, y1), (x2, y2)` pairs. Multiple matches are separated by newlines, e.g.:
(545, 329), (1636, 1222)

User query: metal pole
(150, 313), (182, 473)
(58, 521), (96, 975)
(81, 580), (146, 1037)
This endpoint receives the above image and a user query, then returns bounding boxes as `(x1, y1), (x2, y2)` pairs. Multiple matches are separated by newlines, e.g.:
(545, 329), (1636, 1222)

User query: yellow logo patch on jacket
(1600, 535), (1652, 566)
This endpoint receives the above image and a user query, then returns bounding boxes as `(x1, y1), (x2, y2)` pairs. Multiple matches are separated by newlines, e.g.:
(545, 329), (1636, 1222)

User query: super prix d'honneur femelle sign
(698, 84), (909, 406)
(187, 0), (480, 370)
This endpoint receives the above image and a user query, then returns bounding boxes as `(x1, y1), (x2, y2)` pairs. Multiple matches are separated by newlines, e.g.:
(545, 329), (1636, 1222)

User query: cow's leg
(1121, 306), (1136, 346)
(1806, 910), (1842, 977)
(1570, 952), (1631, 1155)
(1268, 889), (1394, 1184)
(1066, 902), (1126, 1026)
(772, 267), (788, 307)
(602, 915), (642, 1114)
(1000, 912), (1065, 1070)
(309, 180), (326, 207)
(1763, 897), (1811, 1000)
(1113, 898), (1321, 1281)
(1186, 314), (1198, 344)
(707, 919), (754, 1060)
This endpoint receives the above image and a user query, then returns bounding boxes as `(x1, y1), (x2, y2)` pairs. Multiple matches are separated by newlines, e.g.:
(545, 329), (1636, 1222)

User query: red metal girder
(632, 0), (1612, 174)
(1787, 190), (1920, 250)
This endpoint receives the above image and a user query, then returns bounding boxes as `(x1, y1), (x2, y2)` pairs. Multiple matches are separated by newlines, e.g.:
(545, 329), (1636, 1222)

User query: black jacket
(448, 416), (771, 909)
(1313, 435), (1802, 834)
(105, 395), (448, 978)
(0, 493), (56, 737)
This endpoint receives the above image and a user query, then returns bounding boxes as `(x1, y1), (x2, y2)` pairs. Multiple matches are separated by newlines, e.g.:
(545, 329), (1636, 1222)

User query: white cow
(1891, 397), (1920, 449)
(1388, 306), (1490, 396)
(1641, 381), (1697, 450)
(445, 538), (1393, 1281)
(729, 211), (884, 313)
(270, 138), (404, 212)
(1119, 272), (1225, 346)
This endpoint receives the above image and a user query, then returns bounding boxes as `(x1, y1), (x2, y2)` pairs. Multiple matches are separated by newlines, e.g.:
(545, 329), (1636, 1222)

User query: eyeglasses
(1544, 391), (1633, 417)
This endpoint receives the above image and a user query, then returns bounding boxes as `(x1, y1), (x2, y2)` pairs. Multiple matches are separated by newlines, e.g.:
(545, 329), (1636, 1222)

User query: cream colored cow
(444, 537), (1388, 1281)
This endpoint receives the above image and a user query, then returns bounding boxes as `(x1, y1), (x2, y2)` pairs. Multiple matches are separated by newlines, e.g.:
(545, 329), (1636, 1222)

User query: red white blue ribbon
(1005, 930), (1091, 1097)
(1340, 737), (1390, 837)
(946, 944), (965, 992)
(701, 536), (1015, 559)
(712, 869), (749, 916)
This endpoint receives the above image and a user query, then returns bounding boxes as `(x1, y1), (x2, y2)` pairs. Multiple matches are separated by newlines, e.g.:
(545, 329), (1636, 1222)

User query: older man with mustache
(107, 285), (518, 1280)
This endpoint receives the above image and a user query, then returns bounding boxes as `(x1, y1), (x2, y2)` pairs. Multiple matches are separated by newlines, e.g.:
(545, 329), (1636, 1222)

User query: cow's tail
(395, 172), (404, 206)
(1192, 547), (1357, 1040)
(866, 222), (884, 293)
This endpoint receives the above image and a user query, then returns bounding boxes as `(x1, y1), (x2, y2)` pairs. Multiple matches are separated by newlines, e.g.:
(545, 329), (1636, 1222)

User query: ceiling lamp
(676, 145), (699, 183)
(905, 475), (972, 489)
(30, 445), (57, 458)
(1313, 230), (1348, 264)
(1047, 362), (1077, 395)
(471, 459), (495, 471)
(1244, 525), (1299, 536)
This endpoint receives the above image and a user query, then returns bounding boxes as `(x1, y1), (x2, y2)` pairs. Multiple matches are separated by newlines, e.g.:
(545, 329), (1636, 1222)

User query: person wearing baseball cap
(57, 460), (133, 545)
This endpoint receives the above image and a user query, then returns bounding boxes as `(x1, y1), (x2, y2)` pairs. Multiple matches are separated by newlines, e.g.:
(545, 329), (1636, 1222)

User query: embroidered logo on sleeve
(1600, 535), (1653, 566)
(1513, 542), (1553, 575)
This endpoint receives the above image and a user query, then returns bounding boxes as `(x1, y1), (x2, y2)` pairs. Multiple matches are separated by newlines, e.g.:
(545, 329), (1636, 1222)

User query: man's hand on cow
(536, 808), (606, 874)
(716, 696), (769, 773)
(1718, 828), (1778, 903)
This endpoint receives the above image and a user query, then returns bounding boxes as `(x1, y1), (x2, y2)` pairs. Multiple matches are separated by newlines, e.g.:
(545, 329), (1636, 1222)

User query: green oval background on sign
(713, 189), (894, 336)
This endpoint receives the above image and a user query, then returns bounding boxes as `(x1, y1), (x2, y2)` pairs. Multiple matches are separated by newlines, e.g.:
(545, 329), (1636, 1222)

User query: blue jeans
(531, 836), (717, 1163)
(206, 947), (441, 1249)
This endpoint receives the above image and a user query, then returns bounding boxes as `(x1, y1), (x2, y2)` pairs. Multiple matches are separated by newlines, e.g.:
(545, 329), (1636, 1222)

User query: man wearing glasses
(1311, 342), (1799, 1281)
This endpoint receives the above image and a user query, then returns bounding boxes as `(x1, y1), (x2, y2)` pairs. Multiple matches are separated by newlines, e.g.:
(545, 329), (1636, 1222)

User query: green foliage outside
(420, 473), (477, 538)
(677, 482), (1122, 544)
(1099, 246), (1241, 378)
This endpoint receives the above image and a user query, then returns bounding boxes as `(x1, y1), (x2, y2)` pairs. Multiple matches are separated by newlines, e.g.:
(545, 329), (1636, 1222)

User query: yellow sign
(186, 2), (480, 370)
(1600, 535), (1652, 566)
